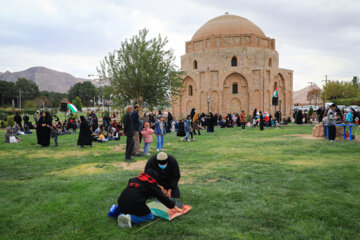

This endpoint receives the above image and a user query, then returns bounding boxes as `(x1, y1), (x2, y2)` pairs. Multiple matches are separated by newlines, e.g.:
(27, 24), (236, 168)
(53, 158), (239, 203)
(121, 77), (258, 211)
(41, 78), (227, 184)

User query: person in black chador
(145, 152), (181, 198)
(111, 169), (183, 228)
(207, 112), (215, 132)
(167, 112), (173, 133)
(36, 112), (52, 147)
(77, 116), (92, 148)
(259, 111), (264, 131)
(296, 110), (303, 124)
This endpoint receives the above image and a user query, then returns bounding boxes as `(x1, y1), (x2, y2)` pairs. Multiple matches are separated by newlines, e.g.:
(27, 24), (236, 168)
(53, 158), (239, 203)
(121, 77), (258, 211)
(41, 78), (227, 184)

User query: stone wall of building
(173, 46), (293, 119)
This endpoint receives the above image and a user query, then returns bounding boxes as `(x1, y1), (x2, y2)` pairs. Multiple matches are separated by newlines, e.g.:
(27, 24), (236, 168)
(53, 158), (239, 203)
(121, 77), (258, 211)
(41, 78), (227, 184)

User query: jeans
(182, 131), (190, 141)
(126, 136), (134, 159)
(157, 135), (164, 150)
(144, 142), (150, 154)
(130, 212), (154, 224)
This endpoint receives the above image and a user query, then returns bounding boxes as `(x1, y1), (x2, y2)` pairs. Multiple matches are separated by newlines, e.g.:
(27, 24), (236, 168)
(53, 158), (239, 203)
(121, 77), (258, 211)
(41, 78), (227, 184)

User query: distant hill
(0, 66), (93, 93)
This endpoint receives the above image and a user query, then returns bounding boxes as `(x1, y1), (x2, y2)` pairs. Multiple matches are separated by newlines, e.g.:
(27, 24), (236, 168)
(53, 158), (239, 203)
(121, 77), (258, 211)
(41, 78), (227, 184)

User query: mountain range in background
(0, 66), (96, 93)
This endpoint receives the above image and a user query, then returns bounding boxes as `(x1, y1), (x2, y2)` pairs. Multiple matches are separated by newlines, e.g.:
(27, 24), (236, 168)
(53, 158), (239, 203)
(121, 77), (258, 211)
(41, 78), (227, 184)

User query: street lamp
(207, 94), (210, 114)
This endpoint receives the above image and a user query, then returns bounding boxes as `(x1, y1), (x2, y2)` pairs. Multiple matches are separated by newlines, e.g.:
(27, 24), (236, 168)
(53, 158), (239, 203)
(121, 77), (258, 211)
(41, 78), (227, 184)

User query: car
(337, 105), (346, 111)
(345, 105), (360, 112)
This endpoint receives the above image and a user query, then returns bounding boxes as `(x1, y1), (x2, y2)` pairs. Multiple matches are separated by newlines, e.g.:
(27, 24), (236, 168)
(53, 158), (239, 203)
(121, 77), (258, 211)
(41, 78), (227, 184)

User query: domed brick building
(172, 14), (293, 119)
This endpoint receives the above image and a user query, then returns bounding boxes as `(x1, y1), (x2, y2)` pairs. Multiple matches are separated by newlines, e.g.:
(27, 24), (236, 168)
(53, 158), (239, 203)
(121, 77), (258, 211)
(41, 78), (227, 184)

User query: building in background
(172, 14), (293, 118)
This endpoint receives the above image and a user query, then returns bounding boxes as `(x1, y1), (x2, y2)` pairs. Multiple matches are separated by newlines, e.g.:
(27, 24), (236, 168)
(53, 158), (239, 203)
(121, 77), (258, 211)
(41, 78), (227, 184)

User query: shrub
(7, 116), (15, 127)
(23, 108), (37, 115)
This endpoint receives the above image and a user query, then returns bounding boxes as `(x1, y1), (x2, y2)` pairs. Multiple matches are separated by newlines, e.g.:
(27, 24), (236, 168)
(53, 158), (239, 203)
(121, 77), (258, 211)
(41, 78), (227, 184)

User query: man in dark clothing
(113, 169), (183, 228)
(14, 112), (22, 130)
(131, 105), (141, 156)
(123, 105), (135, 162)
(145, 152), (181, 198)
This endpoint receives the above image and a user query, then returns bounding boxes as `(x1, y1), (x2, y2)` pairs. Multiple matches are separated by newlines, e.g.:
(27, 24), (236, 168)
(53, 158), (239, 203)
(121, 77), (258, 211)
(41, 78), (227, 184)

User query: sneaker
(118, 214), (132, 228)
(156, 149), (160, 152)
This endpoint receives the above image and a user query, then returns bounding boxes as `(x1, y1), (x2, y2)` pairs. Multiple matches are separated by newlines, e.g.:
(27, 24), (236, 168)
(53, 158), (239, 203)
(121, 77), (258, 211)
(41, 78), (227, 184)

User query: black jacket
(123, 112), (135, 137)
(131, 110), (140, 131)
(117, 177), (175, 216)
(145, 155), (180, 190)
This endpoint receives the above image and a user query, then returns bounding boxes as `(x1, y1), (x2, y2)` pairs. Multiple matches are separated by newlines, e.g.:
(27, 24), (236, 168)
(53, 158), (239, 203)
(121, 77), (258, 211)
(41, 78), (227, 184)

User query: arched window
(231, 56), (237, 67)
(189, 85), (193, 96)
(193, 60), (197, 70)
(232, 83), (238, 94)
(269, 58), (272, 67)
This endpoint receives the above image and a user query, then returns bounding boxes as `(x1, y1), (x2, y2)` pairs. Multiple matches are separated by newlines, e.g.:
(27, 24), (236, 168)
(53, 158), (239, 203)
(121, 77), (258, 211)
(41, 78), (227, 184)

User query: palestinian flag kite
(67, 103), (78, 114)
(273, 87), (278, 98)
(147, 201), (192, 221)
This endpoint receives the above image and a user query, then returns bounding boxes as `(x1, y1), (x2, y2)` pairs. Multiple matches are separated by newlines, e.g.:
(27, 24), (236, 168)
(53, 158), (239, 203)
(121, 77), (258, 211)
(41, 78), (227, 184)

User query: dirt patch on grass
(284, 134), (323, 140)
(27, 150), (91, 159)
(286, 160), (322, 166)
(111, 144), (125, 152)
(114, 160), (147, 171)
(48, 160), (148, 176)
(47, 163), (106, 176)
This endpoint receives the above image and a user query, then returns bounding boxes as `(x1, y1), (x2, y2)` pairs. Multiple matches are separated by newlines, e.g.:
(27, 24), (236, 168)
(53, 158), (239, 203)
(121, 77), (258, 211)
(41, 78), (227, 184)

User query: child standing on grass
(180, 119), (191, 142)
(141, 122), (154, 155)
(154, 116), (166, 152)
(50, 124), (59, 147)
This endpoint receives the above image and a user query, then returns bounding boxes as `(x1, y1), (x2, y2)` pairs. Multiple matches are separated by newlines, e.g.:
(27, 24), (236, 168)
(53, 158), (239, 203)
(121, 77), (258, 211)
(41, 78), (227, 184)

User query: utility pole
(19, 89), (22, 111)
(321, 75), (328, 106)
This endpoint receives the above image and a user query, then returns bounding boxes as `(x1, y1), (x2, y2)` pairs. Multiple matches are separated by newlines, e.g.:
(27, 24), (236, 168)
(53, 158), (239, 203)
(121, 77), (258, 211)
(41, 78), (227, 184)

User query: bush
(0, 112), (7, 120)
(350, 99), (360, 106)
(7, 116), (15, 127)
(23, 108), (37, 115)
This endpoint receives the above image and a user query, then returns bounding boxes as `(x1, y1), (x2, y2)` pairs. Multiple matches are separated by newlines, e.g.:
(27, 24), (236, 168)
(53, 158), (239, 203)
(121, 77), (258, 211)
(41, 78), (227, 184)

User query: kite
(147, 201), (192, 221)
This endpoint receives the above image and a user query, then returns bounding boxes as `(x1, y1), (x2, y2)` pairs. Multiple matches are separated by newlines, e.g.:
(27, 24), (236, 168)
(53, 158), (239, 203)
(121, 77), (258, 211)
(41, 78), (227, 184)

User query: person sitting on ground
(145, 152), (181, 199)
(112, 169), (183, 228)
(24, 123), (32, 134)
(108, 128), (120, 141)
(97, 131), (108, 142)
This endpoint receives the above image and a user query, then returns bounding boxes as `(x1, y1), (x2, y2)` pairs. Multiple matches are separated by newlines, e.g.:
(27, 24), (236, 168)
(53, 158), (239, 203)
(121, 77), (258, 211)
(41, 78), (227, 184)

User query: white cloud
(0, 0), (359, 91)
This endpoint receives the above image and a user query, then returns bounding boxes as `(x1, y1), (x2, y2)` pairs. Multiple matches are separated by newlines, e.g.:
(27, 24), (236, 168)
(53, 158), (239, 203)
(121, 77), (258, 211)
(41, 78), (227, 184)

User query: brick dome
(192, 14), (265, 41)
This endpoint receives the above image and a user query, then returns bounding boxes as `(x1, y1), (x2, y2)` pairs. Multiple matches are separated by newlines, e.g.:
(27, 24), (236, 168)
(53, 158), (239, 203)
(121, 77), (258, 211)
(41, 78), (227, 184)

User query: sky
(1, 0), (359, 91)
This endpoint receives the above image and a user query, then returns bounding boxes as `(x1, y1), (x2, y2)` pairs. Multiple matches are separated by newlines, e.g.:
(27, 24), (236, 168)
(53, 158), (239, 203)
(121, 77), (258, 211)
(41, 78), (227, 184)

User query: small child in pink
(141, 122), (154, 155)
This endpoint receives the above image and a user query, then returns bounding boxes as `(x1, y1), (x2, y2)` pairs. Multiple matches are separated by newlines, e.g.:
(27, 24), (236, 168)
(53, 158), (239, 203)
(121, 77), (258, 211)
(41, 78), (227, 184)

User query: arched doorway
(223, 73), (249, 114)
(230, 98), (241, 113)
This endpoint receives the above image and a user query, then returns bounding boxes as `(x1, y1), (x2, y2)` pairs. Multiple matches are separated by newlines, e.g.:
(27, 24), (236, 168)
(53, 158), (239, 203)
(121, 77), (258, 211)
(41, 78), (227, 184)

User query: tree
(97, 28), (183, 109)
(40, 91), (67, 108)
(15, 78), (40, 101)
(0, 80), (17, 107)
(68, 81), (97, 106)
(72, 96), (83, 111)
(321, 80), (357, 101)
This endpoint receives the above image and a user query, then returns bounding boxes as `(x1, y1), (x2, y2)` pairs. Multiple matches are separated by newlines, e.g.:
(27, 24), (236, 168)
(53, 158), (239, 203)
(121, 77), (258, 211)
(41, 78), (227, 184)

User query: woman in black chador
(259, 111), (264, 131)
(77, 116), (92, 147)
(37, 112), (52, 147)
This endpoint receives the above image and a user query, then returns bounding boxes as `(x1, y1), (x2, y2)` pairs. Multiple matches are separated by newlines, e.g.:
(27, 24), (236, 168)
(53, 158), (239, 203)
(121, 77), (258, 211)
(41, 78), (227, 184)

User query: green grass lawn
(0, 126), (360, 240)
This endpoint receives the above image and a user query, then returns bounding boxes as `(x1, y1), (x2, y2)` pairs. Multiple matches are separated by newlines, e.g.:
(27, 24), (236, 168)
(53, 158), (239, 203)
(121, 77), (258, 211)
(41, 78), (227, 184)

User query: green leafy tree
(15, 78), (40, 101)
(321, 80), (357, 101)
(0, 80), (17, 107)
(72, 96), (83, 111)
(40, 91), (67, 108)
(97, 28), (183, 108)
(68, 81), (97, 106)
(308, 106), (313, 116)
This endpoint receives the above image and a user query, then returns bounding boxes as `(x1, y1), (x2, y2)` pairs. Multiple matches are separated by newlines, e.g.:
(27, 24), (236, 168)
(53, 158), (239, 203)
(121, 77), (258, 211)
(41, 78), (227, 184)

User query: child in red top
(141, 122), (154, 155)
